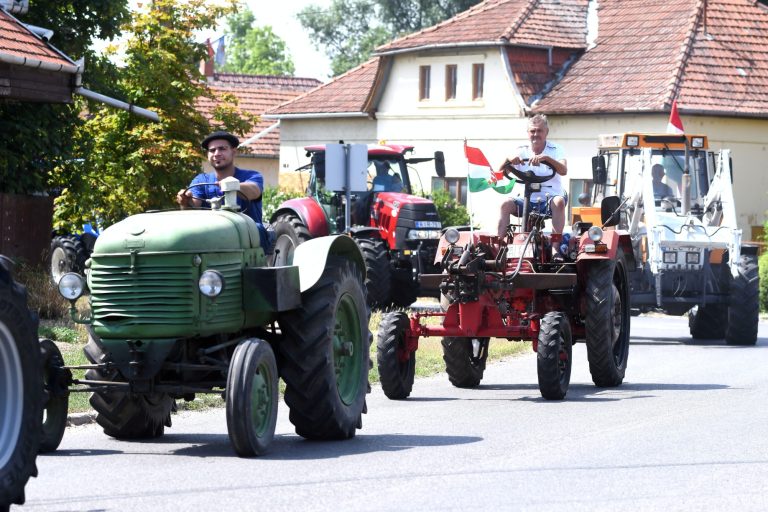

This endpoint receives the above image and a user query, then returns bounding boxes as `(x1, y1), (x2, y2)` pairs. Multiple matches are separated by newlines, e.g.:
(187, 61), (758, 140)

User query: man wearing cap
(177, 131), (267, 245)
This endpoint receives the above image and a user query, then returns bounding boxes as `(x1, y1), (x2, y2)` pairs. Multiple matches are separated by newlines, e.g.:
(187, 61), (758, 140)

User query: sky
(241, 0), (333, 80)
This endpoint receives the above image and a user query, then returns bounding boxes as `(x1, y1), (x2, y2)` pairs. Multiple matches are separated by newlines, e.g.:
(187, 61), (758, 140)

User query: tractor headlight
(58, 272), (85, 301)
(686, 251), (700, 264)
(407, 229), (440, 240)
(198, 270), (224, 297)
(444, 228), (460, 245)
(663, 251), (677, 264)
(587, 226), (603, 242)
(691, 137), (705, 148)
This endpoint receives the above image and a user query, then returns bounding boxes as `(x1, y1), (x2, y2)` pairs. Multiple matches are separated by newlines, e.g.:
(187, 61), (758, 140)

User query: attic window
(472, 63), (484, 100)
(419, 65), (431, 100)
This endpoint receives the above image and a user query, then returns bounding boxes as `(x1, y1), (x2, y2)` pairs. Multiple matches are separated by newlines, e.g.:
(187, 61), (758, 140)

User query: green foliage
(759, 250), (767, 313)
(0, 1), (129, 194)
(51, 0), (255, 232)
(220, 6), (295, 75)
(262, 186), (305, 221)
(430, 188), (470, 227)
(39, 325), (82, 344)
(299, 0), (482, 76)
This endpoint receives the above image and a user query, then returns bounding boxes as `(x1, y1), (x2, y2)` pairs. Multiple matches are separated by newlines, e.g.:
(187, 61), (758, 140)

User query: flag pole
(465, 139), (474, 241)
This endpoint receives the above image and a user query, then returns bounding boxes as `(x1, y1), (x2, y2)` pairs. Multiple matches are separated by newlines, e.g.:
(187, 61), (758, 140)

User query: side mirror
(577, 192), (591, 206)
(600, 195), (621, 227)
(592, 155), (607, 185)
(434, 151), (446, 177)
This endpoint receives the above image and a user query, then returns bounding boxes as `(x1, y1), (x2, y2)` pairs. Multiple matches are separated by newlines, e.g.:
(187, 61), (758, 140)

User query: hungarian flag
(465, 142), (515, 194)
(667, 99), (684, 134)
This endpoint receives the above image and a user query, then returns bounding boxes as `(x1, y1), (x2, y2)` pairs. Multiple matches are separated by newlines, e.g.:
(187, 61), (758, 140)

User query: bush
(431, 189), (470, 227)
(15, 263), (70, 320)
(262, 186), (304, 222)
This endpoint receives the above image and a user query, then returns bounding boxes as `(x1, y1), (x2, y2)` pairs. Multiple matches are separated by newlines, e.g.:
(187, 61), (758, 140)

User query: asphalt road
(21, 314), (768, 512)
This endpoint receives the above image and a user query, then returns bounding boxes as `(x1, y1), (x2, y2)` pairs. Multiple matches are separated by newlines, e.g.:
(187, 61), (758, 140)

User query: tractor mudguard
(270, 198), (330, 238)
(292, 235), (365, 292)
(348, 226), (380, 239)
(576, 230), (635, 267)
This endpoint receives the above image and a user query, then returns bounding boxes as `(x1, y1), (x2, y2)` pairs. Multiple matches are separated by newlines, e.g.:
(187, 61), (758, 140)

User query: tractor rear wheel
(278, 257), (371, 440)
(376, 312), (415, 399)
(584, 248), (630, 387)
(38, 339), (69, 453)
(441, 337), (489, 388)
(271, 213), (312, 266)
(0, 269), (42, 508)
(226, 338), (279, 457)
(688, 304), (727, 339)
(725, 253), (759, 346)
(49, 235), (88, 284)
(84, 332), (174, 439)
(356, 238), (391, 309)
(537, 312), (572, 400)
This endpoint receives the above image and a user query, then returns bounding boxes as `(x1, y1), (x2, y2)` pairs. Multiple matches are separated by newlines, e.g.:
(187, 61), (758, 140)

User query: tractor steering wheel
(183, 182), (251, 214)
(502, 159), (556, 184)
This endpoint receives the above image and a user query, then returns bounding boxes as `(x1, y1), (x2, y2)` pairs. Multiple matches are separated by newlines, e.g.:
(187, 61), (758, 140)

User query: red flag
(206, 38), (214, 59)
(667, 99), (684, 134)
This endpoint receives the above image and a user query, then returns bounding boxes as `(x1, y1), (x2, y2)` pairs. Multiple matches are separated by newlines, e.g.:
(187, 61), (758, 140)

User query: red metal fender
(575, 229), (635, 267)
(270, 198), (330, 238)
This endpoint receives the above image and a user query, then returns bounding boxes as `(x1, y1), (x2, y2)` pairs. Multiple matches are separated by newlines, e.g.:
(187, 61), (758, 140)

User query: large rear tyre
(357, 238), (391, 309)
(441, 337), (489, 388)
(725, 253), (759, 346)
(537, 312), (572, 400)
(226, 338), (279, 457)
(0, 269), (42, 508)
(84, 332), (174, 439)
(49, 235), (88, 284)
(584, 248), (630, 387)
(271, 213), (312, 266)
(278, 257), (371, 440)
(376, 312), (415, 399)
(38, 339), (69, 453)
(688, 304), (727, 339)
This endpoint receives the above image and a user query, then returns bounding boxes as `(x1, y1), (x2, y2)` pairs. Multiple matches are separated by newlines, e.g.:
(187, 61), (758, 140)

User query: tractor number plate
(507, 244), (534, 259)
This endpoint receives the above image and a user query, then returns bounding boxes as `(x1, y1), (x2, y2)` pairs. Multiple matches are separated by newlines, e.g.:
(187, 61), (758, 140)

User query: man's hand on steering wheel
(501, 157), (555, 184)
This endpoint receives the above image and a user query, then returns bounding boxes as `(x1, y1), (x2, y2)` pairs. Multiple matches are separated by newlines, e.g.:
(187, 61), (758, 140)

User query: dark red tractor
(270, 144), (446, 308)
(376, 162), (635, 400)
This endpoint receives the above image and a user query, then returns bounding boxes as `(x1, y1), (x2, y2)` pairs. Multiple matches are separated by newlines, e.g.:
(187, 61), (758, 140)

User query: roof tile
(0, 9), (76, 69)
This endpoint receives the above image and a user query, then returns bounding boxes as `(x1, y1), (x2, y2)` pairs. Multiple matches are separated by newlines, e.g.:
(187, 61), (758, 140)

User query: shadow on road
(158, 432), (483, 460)
(630, 336), (767, 348)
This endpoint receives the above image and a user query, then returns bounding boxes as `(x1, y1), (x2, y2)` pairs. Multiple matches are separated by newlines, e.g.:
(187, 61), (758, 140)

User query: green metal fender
(292, 235), (366, 292)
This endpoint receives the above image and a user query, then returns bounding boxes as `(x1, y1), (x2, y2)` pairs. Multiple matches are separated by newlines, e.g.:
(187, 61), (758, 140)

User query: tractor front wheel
(584, 248), (630, 387)
(271, 213), (312, 266)
(725, 253), (759, 345)
(226, 338), (279, 457)
(688, 304), (727, 339)
(356, 238), (391, 309)
(38, 339), (69, 453)
(441, 337), (489, 388)
(376, 312), (415, 399)
(0, 270), (42, 507)
(278, 257), (371, 439)
(536, 312), (572, 400)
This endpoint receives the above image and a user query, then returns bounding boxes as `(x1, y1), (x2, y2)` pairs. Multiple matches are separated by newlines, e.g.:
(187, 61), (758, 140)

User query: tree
(298, 0), (482, 76)
(220, 7), (295, 75)
(51, 0), (255, 232)
(0, 0), (130, 194)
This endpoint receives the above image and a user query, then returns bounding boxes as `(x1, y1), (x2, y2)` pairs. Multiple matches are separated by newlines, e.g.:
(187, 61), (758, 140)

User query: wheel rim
(250, 362), (274, 437)
(50, 247), (67, 283)
(333, 293), (363, 405)
(610, 283), (621, 346)
(273, 235), (296, 266)
(0, 320), (23, 468)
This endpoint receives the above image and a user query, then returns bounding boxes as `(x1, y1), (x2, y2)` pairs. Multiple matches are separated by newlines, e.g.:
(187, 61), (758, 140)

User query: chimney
(199, 38), (214, 78)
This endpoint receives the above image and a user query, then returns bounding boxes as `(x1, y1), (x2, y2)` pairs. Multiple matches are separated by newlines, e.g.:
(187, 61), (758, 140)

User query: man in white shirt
(497, 114), (568, 237)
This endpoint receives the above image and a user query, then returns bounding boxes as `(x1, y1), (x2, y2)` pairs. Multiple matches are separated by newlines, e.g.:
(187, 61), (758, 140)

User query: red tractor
(271, 144), (446, 308)
(376, 162), (635, 400)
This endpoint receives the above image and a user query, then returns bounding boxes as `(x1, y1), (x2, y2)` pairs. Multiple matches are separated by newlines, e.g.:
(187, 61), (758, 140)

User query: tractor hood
(93, 210), (261, 255)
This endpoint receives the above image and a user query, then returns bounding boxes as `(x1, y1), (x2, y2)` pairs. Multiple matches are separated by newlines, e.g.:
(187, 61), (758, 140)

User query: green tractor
(49, 177), (371, 456)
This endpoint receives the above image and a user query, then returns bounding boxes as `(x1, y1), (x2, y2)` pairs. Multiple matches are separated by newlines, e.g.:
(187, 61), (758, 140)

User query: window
(419, 65), (431, 100)
(445, 64), (457, 100)
(472, 63), (484, 100)
(432, 177), (467, 205)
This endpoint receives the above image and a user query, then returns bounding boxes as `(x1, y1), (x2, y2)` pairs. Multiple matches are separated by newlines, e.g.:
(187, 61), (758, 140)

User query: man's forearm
(239, 182), (262, 200)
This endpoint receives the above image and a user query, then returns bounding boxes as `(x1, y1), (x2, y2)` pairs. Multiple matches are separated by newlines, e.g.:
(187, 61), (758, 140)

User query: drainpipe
(74, 87), (160, 122)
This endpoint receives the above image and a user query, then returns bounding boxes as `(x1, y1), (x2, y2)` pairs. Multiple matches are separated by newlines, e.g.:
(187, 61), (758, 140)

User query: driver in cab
(497, 114), (568, 237)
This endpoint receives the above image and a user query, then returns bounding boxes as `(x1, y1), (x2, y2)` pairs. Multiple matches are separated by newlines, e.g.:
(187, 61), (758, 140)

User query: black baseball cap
(201, 131), (239, 150)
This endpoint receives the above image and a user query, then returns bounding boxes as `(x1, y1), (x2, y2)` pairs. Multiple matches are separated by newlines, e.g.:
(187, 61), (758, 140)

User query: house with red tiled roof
(266, 0), (768, 237)
(195, 72), (322, 187)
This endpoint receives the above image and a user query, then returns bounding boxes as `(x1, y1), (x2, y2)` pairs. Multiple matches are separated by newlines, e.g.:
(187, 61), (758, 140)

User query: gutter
(0, 50), (81, 74)
(74, 87), (160, 122)
(263, 112), (370, 120)
(374, 40), (581, 57)
(240, 121), (280, 147)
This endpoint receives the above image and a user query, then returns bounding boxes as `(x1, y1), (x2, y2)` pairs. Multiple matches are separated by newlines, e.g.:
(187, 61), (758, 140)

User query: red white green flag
(465, 142), (515, 194)
(667, 99), (684, 134)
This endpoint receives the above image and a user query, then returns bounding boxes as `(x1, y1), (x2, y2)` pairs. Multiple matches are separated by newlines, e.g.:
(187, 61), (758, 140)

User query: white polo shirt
(515, 140), (566, 202)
